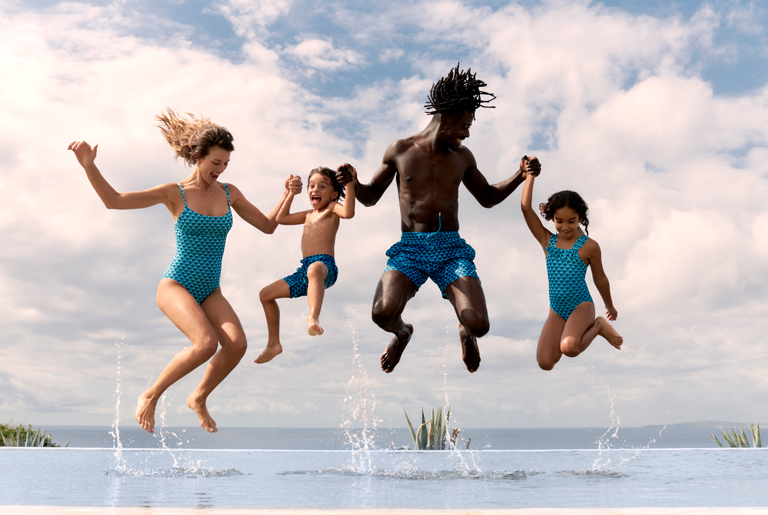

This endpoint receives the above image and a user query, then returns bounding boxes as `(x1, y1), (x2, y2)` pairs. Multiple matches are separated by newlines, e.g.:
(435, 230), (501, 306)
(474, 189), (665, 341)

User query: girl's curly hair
(156, 108), (234, 166)
(539, 190), (590, 235)
(309, 166), (345, 202)
(424, 63), (495, 118)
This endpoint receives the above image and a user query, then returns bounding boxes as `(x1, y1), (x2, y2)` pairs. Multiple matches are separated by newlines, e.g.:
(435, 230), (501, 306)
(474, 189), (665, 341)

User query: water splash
(339, 309), (379, 473)
(108, 337), (127, 472)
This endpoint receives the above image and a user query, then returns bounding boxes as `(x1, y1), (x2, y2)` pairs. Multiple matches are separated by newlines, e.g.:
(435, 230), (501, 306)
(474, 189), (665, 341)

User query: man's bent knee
(459, 310), (490, 338)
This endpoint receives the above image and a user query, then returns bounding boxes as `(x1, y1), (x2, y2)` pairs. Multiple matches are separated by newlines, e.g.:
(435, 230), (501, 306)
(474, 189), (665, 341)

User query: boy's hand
(336, 163), (356, 185)
(285, 174), (303, 194)
(521, 155), (541, 178)
(68, 140), (98, 167)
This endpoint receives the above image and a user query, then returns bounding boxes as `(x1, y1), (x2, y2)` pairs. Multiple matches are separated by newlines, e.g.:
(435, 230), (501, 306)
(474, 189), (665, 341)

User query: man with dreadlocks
(337, 63), (541, 373)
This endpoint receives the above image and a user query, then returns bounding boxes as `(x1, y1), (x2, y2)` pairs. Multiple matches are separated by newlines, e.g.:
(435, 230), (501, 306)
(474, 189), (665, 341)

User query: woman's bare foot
(254, 340), (283, 364)
(308, 317), (324, 336)
(381, 324), (413, 373)
(187, 394), (218, 433)
(459, 324), (481, 373)
(135, 392), (158, 433)
(596, 317), (623, 349)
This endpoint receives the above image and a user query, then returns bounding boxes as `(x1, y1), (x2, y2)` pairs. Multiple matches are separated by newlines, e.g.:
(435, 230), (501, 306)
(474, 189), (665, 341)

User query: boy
(255, 165), (356, 364)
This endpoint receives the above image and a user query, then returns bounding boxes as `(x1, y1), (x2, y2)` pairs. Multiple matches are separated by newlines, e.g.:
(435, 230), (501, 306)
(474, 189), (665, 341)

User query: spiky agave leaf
(721, 428), (739, 448)
(0, 432), (10, 447)
(709, 433), (725, 447)
(417, 421), (429, 450)
(404, 410), (418, 449)
(749, 421), (761, 448)
(739, 426), (750, 448)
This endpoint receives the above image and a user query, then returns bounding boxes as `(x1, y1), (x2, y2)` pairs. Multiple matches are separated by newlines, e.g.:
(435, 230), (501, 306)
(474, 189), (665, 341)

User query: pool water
(1, 446), (766, 509)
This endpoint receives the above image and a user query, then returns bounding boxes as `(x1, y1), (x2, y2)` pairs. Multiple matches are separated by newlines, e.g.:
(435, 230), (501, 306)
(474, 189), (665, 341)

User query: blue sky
(1, 0), (767, 433)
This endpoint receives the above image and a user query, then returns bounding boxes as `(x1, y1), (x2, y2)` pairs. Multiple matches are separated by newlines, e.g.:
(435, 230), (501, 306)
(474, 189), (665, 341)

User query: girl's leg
(136, 279), (220, 433)
(537, 309), (566, 371)
(255, 279), (291, 364)
(306, 261), (328, 336)
(186, 288), (248, 433)
(561, 302), (623, 355)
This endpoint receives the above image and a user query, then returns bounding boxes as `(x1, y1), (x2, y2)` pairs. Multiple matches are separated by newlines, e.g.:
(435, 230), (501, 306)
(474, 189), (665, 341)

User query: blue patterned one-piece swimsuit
(546, 233), (593, 320)
(162, 183), (233, 304)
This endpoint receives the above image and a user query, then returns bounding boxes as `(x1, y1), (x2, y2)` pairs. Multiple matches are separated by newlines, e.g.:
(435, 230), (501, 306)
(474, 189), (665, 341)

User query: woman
(69, 109), (294, 433)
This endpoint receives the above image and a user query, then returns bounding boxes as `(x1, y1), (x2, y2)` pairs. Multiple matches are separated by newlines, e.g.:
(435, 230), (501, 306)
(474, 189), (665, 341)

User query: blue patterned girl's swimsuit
(546, 233), (593, 320)
(162, 183), (233, 304)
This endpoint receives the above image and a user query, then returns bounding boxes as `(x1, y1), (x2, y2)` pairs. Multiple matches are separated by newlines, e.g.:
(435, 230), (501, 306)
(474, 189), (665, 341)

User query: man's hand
(521, 155), (541, 177)
(285, 174), (303, 194)
(336, 163), (356, 185)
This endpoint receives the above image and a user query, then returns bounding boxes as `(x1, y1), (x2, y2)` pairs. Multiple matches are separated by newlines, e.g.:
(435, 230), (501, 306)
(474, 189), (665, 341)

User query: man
(338, 64), (540, 373)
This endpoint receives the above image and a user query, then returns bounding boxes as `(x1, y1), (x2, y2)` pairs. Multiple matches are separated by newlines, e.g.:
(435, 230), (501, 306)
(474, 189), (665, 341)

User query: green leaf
(709, 433), (725, 447)
(404, 410), (418, 449)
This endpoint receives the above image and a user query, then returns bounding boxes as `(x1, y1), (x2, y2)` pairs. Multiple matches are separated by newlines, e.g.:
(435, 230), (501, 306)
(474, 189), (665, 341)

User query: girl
(520, 160), (623, 371)
(69, 109), (292, 433)
(254, 165), (356, 364)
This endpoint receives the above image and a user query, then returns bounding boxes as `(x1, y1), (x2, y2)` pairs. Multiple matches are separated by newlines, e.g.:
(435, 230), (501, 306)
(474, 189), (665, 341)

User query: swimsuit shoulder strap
(547, 233), (558, 249)
(177, 183), (187, 206)
(572, 234), (589, 251)
(224, 183), (230, 207)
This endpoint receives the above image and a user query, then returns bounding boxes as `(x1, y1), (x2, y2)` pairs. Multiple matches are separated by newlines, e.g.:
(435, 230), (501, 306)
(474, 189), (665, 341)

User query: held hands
(285, 174), (303, 195)
(335, 163), (357, 185)
(521, 155), (541, 178)
(68, 141), (98, 168)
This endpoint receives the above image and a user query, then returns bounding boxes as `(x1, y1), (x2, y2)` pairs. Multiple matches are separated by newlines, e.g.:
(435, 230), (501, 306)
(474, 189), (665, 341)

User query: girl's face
(308, 173), (338, 209)
(553, 206), (582, 239)
(196, 146), (230, 183)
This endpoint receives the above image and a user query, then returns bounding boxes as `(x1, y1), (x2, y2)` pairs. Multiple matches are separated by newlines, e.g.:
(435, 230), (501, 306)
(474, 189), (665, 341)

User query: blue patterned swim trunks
(283, 254), (339, 298)
(384, 231), (479, 299)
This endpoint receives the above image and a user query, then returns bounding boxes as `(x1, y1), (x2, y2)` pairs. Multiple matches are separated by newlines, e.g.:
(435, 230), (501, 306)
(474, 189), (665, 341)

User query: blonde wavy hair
(156, 108), (234, 166)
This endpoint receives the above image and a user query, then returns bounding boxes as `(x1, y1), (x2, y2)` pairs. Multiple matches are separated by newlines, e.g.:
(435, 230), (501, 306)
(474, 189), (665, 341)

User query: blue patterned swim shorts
(384, 231), (479, 299)
(283, 254), (339, 298)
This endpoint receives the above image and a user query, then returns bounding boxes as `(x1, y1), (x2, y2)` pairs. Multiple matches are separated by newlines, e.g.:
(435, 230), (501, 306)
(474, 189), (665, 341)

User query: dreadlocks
(424, 63), (495, 118)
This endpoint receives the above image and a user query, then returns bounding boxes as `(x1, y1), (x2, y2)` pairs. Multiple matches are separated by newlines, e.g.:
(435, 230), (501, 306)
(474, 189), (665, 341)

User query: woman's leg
(537, 309), (566, 371)
(306, 261), (328, 336)
(136, 279), (219, 433)
(254, 279), (291, 364)
(186, 288), (249, 432)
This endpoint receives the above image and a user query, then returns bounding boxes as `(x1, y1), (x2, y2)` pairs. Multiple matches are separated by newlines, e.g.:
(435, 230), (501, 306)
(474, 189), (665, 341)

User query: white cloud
(286, 37), (365, 71)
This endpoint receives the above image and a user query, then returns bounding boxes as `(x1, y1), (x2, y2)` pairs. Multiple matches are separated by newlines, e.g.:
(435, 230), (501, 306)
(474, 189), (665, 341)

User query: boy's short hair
(308, 166), (345, 201)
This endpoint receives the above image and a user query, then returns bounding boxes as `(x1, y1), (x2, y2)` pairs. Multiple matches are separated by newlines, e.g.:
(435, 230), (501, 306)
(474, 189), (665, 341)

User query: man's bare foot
(596, 317), (623, 349)
(308, 317), (324, 336)
(381, 324), (413, 373)
(187, 394), (218, 433)
(459, 324), (481, 373)
(135, 392), (158, 433)
(254, 341), (282, 364)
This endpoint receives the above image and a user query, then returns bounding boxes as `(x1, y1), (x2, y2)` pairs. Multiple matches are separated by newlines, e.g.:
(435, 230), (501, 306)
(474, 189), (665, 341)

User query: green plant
(404, 406), (454, 450)
(710, 421), (761, 448)
(0, 421), (66, 447)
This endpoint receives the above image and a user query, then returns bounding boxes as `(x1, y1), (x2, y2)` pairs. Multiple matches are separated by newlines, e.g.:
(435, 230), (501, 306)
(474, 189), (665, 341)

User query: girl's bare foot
(308, 317), (324, 336)
(254, 341), (282, 364)
(187, 394), (218, 433)
(596, 317), (623, 349)
(135, 392), (158, 433)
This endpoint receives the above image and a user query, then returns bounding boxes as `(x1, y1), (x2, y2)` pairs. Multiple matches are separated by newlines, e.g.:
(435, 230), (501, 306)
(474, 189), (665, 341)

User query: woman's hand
(68, 141), (98, 168)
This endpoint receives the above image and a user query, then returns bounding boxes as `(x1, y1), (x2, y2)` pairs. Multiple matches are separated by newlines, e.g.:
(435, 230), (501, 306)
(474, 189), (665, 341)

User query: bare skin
(520, 169), (623, 371)
(69, 139), (286, 433)
(337, 111), (540, 373)
(255, 169), (356, 364)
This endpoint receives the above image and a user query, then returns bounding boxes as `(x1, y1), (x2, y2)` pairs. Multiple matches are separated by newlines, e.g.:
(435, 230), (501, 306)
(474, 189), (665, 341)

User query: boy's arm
(587, 241), (618, 320)
(333, 168), (357, 219)
(276, 190), (310, 225)
(520, 163), (551, 251)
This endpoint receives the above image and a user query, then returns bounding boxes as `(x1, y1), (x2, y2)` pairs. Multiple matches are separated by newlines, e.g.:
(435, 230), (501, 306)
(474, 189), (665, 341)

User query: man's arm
(336, 142), (400, 207)
(463, 155), (541, 208)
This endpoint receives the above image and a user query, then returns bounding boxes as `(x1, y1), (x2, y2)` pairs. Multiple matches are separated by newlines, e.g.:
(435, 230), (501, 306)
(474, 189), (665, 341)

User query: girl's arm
(586, 240), (618, 320)
(69, 141), (177, 211)
(332, 167), (357, 219)
(520, 162), (551, 251)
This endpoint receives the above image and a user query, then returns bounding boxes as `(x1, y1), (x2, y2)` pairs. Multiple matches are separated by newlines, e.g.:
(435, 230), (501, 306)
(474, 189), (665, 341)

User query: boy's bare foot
(187, 394), (218, 433)
(596, 317), (623, 349)
(459, 324), (481, 373)
(381, 324), (413, 373)
(255, 341), (282, 364)
(308, 317), (324, 336)
(135, 392), (158, 433)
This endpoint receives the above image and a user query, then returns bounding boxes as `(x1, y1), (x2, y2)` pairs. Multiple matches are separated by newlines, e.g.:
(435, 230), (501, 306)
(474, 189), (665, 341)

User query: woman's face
(196, 146), (231, 182)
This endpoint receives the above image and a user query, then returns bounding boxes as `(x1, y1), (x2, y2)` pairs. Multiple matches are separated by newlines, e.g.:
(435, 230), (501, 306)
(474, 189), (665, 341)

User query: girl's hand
(605, 307), (618, 321)
(68, 141), (98, 167)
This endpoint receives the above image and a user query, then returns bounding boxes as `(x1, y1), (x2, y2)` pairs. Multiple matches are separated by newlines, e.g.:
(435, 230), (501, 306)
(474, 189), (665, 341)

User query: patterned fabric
(546, 233), (593, 320)
(384, 231), (479, 299)
(283, 254), (339, 298)
(162, 183), (233, 304)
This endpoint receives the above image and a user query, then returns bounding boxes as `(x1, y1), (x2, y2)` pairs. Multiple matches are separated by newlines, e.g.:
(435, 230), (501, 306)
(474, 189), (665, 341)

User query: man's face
(441, 111), (473, 149)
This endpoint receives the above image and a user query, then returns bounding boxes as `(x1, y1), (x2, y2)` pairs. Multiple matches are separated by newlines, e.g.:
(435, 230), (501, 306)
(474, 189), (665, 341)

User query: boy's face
(308, 173), (338, 209)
